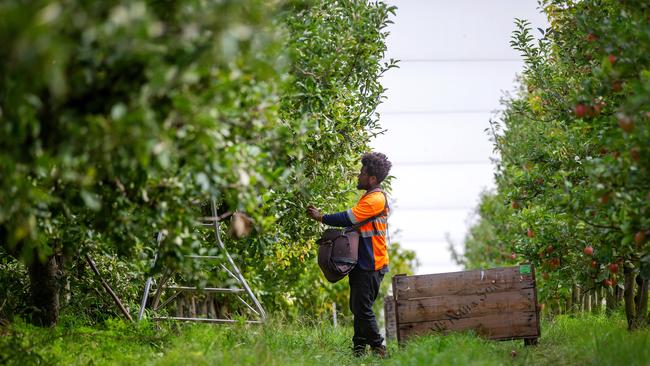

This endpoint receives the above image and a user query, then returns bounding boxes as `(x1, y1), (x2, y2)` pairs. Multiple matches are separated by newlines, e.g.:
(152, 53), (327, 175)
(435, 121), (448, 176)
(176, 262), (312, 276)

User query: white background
(371, 0), (549, 275)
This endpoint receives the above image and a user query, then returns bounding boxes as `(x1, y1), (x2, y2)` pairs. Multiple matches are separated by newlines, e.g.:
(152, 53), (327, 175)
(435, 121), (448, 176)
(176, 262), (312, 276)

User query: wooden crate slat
(396, 288), (536, 324)
(384, 295), (397, 341)
(397, 311), (538, 342)
(394, 266), (534, 300)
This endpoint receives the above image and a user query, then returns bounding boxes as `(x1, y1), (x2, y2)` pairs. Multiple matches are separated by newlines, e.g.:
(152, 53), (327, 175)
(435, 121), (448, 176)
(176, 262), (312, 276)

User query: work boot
(352, 344), (367, 357)
(371, 345), (388, 359)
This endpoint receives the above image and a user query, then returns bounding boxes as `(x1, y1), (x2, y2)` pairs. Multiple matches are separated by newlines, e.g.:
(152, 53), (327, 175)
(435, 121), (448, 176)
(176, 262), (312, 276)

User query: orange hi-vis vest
(322, 189), (389, 271)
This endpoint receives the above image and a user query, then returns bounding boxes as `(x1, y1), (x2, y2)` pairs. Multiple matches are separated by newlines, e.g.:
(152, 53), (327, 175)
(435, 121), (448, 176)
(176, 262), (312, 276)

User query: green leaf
(81, 190), (101, 211)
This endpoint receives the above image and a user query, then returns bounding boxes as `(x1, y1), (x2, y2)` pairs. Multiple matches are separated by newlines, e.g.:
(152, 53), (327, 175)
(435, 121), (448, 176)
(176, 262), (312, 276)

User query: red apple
(592, 105), (601, 116)
(602, 279), (613, 287)
(510, 252), (517, 260)
(608, 54), (617, 65)
(550, 257), (560, 269)
(618, 114), (634, 133)
(586, 105), (595, 118)
(583, 246), (594, 256)
(590, 260), (598, 269)
(587, 33), (598, 42)
(600, 193), (610, 204)
(546, 245), (554, 254)
(527, 228), (535, 238)
(612, 80), (623, 92)
(593, 101), (604, 116)
(575, 103), (587, 118)
(511, 201), (520, 209)
(635, 231), (647, 246)
(609, 263), (618, 274)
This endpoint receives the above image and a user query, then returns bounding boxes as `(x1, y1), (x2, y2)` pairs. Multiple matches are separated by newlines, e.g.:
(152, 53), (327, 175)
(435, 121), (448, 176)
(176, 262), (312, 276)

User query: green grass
(2, 313), (649, 365)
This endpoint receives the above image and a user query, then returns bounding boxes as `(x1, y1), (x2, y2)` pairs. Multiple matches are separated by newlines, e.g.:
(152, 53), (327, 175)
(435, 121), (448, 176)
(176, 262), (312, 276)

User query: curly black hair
(361, 152), (392, 183)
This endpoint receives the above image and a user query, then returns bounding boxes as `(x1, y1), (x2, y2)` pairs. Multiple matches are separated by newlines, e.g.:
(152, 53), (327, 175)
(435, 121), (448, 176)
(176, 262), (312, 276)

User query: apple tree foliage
(0, 0), (411, 325)
(459, 0), (649, 329)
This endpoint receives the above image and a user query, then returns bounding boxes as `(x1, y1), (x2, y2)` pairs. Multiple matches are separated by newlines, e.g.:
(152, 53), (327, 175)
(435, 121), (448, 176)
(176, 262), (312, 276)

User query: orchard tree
(0, 0), (410, 325)
(460, 0), (649, 329)
(236, 0), (400, 313)
(0, 0), (291, 326)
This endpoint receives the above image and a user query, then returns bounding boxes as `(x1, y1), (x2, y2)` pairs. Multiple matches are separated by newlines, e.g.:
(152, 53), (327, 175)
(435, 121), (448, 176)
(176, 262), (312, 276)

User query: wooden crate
(390, 265), (540, 345)
(384, 295), (397, 341)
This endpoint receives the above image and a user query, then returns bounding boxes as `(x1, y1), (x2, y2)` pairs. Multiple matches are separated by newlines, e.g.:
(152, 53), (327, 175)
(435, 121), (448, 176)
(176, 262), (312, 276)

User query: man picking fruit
(306, 152), (392, 358)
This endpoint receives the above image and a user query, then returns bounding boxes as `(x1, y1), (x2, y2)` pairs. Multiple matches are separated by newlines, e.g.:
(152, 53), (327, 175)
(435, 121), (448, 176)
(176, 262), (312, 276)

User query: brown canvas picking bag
(316, 191), (387, 283)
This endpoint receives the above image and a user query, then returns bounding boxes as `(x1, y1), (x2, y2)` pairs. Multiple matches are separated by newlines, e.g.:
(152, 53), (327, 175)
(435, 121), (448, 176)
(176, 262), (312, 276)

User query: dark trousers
(349, 266), (384, 348)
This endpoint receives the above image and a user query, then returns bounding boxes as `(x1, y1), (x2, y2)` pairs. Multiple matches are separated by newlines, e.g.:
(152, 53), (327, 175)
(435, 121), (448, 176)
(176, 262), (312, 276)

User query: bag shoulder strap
(349, 189), (388, 230)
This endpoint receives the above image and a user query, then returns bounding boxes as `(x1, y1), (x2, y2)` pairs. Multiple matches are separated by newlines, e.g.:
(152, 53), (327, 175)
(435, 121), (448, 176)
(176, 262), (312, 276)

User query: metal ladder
(137, 199), (266, 323)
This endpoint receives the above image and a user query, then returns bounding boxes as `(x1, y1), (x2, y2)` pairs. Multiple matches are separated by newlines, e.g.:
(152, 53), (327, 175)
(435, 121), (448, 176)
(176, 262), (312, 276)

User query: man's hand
(306, 205), (323, 222)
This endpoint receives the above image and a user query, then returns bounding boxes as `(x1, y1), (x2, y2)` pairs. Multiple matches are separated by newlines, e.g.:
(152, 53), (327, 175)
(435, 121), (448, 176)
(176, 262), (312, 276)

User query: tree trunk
(624, 267), (649, 330)
(56, 253), (71, 305)
(617, 285), (624, 303)
(176, 297), (184, 317)
(190, 295), (196, 318)
(208, 295), (216, 318)
(27, 254), (60, 326)
(592, 288), (601, 314)
(571, 284), (580, 312)
(634, 277), (648, 327)
(200, 297), (208, 318)
(606, 285), (619, 315)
